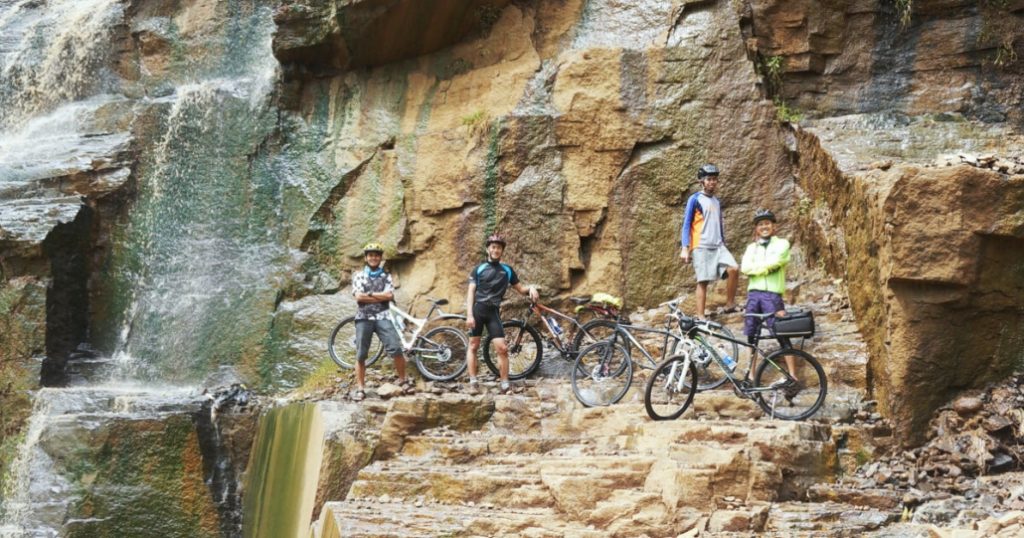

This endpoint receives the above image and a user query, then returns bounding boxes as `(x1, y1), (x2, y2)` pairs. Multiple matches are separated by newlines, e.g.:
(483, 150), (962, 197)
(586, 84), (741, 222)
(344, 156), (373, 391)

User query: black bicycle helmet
(697, 163), (720, 180)
(485, 233), (507, 247)
(752, 209), (777, 224)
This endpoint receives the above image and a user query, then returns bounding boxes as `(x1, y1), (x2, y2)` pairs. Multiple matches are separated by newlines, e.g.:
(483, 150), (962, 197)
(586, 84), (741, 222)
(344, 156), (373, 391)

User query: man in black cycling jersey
(465, 233), (539, 394)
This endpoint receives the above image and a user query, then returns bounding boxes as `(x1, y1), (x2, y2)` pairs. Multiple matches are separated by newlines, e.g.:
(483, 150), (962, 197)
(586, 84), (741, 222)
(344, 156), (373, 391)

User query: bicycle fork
(663, 355), (692, 393)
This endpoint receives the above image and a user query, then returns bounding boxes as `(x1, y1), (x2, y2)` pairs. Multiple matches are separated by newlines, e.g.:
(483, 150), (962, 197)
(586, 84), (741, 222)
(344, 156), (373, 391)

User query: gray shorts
(692, 246), (738, 283)
(355, 319), (403, 361)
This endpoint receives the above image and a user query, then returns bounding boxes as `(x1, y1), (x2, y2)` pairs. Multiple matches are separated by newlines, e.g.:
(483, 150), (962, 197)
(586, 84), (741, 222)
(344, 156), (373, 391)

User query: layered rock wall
(276, 0), (793, 309)
(743, 0), (1024, 441)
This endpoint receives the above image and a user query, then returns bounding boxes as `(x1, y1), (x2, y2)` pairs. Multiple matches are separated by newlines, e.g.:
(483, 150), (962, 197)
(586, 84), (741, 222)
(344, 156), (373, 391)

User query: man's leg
(354, 320), (374, 393)
(695, 281), (709, 318)
(467, 337), (481, 378)
(355, 361), (366, 391)
(492, 337), (509, 382)
(724, 266), (739, 309)
(375, 319), (409, 386)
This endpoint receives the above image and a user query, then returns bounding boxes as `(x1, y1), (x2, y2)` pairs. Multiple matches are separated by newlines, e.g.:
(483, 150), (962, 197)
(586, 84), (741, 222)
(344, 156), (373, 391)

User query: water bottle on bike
(545, 316), (563, 336)
(717, 343), (737, 372)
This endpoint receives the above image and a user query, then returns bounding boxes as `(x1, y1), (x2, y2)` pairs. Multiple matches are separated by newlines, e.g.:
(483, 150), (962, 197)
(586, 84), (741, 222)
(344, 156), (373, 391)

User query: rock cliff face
(2, 2), (1024, 527)
(741, 0), (1024, 441)
(274, 0), (791, 306)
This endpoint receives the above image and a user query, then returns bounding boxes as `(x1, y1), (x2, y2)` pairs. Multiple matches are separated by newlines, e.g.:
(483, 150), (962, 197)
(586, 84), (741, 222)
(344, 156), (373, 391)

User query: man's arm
(355, 291), (389, 303)
(740, 244), (762, 276)
(743, 239), (791, 276)
(680, 195), (698, 260)
(512, 282), (540, 302)
(466, 282), (477, 329)
(354, 275), (392, 303)
(761, 239), (791, 274)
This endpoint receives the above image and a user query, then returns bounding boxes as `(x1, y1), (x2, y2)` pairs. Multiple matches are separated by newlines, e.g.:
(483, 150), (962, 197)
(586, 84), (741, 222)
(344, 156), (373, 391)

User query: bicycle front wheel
(673, 337), (729, 391)
(414, 327), (468, 382)
(571, 341), (632, 407)
(328, 316), (384, 369)
(752, 348), (827, 421)
(644, 353), (698, 421)
(482, 320), (543, 380)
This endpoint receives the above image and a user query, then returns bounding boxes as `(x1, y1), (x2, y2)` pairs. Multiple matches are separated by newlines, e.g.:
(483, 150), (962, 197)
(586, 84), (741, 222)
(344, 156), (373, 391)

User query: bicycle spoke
(414, 327), (468, 382)
(753, 349), (827, 421)
(571, 341), (632, 407)
(644, 354), (697, 420)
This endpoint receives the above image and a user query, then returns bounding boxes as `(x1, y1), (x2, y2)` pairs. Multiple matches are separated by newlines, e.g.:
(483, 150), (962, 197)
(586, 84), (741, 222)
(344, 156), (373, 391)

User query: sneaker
(352, 389), (366, 402)
(499, 381), (524, 395)
(466, 379), (481, 395)
(399, 378), (416, 395)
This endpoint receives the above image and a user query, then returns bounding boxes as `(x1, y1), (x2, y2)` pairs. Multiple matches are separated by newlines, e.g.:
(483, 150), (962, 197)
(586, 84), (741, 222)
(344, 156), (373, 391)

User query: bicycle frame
(387, 300), (452, 352)
(523, 301), (617, 357)
(686, 324), (796, 395)
(607, 321), (681, 370)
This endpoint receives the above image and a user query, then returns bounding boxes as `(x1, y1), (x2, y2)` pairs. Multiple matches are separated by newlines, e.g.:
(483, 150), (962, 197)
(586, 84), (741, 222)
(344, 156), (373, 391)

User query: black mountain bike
(479, 295), (619, 380)
(644, 311), (827, 421)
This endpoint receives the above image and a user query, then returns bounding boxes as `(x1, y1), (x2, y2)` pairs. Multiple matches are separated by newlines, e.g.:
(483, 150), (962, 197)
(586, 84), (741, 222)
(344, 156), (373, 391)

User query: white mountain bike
(328, 299), (468, 381)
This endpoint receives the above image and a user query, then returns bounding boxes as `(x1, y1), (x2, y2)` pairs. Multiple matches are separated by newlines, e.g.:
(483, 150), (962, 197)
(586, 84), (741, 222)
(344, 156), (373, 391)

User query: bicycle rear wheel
(644, 353), (698, 421)
(571, 341), (632, 407)
(752, 348), (827, 421)
(414, 327), (468, 381)
(482, 320), (543, 380)
(328, 316), (384, 369)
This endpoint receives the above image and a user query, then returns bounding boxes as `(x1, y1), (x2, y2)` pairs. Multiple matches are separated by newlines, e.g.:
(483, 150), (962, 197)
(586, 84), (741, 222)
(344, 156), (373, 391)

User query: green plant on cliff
(978, 1), (1019, 69)
(774, 98), (803, 123)
(482, 121), (501, 239)
(755, 54), (785, 97)
(797, 195), (812, 217)
(893, 0), (912, 29)
(992, 41), (1019, 67)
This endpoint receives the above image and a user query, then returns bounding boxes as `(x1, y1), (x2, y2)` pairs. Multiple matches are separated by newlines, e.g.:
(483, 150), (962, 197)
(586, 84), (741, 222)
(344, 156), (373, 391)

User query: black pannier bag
(774, 308), (815, 337)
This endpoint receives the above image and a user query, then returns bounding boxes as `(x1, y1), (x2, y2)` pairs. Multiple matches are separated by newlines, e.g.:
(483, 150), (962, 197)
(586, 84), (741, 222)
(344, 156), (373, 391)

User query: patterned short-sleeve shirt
(351, 267), (394, 320)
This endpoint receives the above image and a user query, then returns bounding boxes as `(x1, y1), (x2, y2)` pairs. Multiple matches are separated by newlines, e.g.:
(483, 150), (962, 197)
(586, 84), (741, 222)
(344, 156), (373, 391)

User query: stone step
(313, 499), (605, 538)
(349, 455), (659, 508)
(807, 483), (904, 511)
(764, 501), (899, 536)
(399, 433), (578, 461)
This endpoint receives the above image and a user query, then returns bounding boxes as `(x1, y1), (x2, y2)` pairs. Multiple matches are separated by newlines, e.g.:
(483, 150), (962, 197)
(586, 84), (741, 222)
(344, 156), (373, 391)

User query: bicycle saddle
(569, 295), (592, 305)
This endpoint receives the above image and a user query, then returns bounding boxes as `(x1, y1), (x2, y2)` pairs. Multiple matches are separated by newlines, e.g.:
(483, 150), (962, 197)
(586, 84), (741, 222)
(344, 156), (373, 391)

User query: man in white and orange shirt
(680, 163), (739, 318)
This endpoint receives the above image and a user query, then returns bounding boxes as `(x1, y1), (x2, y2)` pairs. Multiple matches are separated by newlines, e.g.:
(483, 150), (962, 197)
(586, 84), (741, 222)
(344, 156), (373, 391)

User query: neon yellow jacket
(741, 236), (790, 294)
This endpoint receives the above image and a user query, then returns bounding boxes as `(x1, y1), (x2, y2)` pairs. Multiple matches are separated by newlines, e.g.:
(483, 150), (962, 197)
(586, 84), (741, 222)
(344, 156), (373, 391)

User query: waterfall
(100, 2), (288, 383)
(1, 0), (286, 535)
(0, 0), (123, 132)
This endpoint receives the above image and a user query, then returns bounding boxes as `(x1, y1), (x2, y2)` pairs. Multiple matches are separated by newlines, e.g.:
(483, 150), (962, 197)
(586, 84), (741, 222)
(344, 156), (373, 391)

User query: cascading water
(0, 1), (288, 535)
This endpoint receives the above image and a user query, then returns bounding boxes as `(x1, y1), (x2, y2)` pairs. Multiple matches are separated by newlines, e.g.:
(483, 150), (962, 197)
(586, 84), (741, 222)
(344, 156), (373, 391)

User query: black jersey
(468, 261), (519, 306)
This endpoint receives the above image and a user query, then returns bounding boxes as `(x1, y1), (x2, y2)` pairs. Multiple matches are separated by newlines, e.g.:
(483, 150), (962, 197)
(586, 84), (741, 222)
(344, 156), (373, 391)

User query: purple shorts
(744, 290), (785, 337)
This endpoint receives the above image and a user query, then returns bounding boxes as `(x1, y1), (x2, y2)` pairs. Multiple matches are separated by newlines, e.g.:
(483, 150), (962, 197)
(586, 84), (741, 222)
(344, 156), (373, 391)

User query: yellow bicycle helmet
(362, 242), (385, 255)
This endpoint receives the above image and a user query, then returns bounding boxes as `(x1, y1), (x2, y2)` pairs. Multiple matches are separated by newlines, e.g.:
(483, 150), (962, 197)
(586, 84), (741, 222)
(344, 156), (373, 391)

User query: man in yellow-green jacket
(740, 209), (790, 341)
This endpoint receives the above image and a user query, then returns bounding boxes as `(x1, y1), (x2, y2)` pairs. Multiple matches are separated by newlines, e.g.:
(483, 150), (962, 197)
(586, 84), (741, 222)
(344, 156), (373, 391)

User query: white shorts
(692, 246), (737, 283)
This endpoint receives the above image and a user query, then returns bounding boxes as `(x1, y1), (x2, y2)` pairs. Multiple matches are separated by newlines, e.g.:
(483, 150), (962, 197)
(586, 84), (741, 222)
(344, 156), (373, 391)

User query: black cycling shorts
(469, 302), (504, 338)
